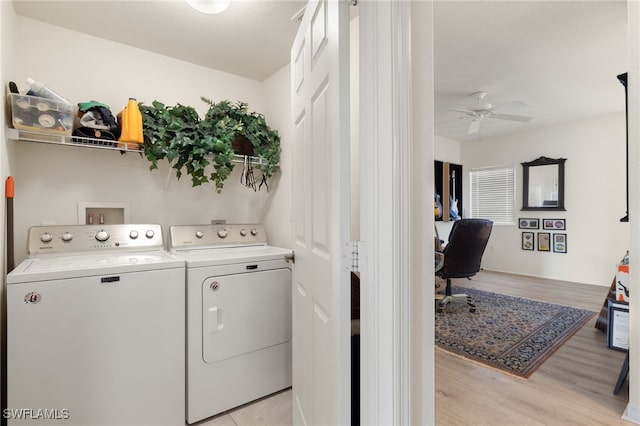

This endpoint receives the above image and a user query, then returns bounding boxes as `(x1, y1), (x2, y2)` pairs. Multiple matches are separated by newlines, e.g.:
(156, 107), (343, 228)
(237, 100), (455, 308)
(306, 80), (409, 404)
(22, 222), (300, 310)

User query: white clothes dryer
(6, 224), (185, 426)
(169, 224), (292, 424)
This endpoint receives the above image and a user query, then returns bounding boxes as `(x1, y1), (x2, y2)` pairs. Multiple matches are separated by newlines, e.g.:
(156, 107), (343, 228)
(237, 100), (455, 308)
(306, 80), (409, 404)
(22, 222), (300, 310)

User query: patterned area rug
(435, 286), (596, 378)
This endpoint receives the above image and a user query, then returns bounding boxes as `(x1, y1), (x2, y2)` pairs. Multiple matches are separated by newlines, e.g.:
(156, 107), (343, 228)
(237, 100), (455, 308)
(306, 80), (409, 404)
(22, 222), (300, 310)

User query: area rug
(435, 286), (596, 378)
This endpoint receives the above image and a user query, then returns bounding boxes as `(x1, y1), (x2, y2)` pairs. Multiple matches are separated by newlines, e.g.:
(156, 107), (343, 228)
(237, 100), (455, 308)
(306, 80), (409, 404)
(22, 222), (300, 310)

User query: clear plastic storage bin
(10, 93), (73, 135)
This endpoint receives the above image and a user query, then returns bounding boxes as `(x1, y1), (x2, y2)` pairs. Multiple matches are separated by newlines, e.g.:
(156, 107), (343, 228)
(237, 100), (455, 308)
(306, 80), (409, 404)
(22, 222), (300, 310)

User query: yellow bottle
(118, 98), (144, 149)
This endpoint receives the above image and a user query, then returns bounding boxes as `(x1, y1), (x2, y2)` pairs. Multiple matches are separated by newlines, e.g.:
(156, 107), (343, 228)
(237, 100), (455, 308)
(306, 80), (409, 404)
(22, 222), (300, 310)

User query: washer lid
(7, 251), (184, 284)
(173, 245), (292, 267)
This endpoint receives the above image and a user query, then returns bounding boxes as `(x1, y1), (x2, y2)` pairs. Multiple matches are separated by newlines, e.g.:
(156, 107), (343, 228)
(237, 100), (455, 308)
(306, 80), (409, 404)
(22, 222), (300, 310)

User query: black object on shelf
(618, 72), (628, 222)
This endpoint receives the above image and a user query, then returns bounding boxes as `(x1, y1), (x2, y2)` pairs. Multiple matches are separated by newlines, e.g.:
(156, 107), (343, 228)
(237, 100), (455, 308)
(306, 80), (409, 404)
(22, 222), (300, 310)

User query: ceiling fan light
(186, 0), (231, 14)
(470, 102), (492, 111)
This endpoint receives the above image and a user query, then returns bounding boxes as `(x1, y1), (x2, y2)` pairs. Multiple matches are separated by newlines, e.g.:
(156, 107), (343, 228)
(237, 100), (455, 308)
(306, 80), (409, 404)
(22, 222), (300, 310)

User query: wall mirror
(521, 156), (566, 211)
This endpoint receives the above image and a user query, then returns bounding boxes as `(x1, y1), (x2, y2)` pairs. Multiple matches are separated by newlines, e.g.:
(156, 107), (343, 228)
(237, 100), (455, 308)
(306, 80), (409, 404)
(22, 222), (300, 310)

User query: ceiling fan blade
(451, 108), (476, 115)
(491, 113), (532, 123)
(468, 119), (481, 134)
(494, 100), (528, 110)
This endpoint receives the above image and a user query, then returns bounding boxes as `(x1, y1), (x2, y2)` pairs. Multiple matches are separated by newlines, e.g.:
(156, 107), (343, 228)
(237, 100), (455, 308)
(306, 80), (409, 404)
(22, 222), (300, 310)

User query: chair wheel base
(466, 297), (476, 313)
(435, 295), (477, 313)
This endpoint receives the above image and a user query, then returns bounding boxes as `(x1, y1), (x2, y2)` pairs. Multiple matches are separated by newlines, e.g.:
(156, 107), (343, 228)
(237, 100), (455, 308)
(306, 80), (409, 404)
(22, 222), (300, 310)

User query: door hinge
(342, 0), (357, 6)
(285, 252), (295, 264)
(345, 240), (366, 272)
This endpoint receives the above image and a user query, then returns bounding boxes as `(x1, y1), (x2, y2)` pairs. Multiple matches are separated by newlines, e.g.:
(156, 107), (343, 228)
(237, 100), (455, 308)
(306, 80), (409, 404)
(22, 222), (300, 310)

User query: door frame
(625, 0), (640, 422)
(358, 1), (435, 425)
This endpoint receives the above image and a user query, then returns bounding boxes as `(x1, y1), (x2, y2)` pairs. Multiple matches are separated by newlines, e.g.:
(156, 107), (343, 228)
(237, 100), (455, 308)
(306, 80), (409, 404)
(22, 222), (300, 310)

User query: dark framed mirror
(521, 156), (566, 211)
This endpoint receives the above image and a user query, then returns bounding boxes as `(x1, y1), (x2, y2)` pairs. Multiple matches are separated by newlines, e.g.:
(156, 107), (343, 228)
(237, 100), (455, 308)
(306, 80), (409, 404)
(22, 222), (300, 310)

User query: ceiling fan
(452, 91), (533, 134)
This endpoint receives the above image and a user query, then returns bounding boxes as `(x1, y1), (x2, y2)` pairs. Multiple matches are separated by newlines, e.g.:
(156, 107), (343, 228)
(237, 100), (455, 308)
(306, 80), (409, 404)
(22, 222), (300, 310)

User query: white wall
(7, 16), (291, 264)
(625, 1), (640, 420)
(434, 135), (461, 165)
(462, 113), (630, 286)
(261, 63), (293, 249)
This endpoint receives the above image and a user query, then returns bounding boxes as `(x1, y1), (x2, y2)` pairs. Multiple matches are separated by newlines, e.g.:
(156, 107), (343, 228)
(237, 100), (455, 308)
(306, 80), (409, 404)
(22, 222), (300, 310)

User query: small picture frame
(553, 233), (567, 253)
(607, 300), (629, 351)
(543, 219), (566, 230)
(521, 232), (535, 251)
(518, 218), (539, 229)
(538, 232), (551, 252)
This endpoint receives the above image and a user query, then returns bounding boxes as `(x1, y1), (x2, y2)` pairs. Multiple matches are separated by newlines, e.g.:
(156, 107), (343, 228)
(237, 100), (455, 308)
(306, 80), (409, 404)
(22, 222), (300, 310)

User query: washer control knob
(250, 228), (259, 236)
(195, 231), (204, 239)
(40, 232), (53, 243)
(61, 232), (74, 242)
(129, 230), (139, 239)
(95, 230), (110, 242)
(217, 229), (228, 239)
(240, 228), (248, 236)
(145, 230), (155, 239)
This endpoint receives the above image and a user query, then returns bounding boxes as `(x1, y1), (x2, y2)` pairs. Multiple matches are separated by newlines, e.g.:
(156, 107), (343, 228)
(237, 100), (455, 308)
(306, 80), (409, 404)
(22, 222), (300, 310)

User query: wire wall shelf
(6, 127), (269, 166)
(7, 127), (143, 152)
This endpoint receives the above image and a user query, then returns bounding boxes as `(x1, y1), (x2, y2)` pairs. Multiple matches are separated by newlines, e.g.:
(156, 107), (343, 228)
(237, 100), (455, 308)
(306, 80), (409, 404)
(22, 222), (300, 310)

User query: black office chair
(435, 218), (493, 313)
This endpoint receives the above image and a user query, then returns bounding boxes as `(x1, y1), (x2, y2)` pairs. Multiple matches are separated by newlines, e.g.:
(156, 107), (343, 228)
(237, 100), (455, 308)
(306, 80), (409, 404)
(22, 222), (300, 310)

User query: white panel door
(290, 0), (351, 424)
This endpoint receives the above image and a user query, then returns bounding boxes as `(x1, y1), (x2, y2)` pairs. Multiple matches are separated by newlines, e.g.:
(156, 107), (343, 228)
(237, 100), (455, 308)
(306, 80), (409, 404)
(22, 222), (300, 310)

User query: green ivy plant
(201, 98), (281, 181)
(140, 98), (281, 192)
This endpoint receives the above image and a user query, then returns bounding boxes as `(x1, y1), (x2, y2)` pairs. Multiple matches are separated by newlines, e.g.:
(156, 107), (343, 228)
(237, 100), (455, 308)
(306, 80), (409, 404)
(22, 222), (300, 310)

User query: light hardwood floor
(436, 270), (630, 426)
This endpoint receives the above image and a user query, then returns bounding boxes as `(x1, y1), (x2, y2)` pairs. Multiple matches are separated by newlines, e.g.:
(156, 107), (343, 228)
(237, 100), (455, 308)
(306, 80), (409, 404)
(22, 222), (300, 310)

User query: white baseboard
(623, 403), (640, 424)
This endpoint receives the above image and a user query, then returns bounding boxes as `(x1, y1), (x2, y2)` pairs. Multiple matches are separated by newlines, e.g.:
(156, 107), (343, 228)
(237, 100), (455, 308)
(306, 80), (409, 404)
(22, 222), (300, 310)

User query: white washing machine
(6, 224), (185, 426)
(168, 224), (292, 424)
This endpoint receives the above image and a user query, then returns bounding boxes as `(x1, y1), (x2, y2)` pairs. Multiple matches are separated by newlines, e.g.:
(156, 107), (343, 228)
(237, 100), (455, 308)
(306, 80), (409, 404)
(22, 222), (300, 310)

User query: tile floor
(198, 389), (292, 426)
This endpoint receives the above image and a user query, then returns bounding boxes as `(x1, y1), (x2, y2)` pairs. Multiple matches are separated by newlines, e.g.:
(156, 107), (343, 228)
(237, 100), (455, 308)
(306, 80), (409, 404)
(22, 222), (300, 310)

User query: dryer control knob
(195, 231), (204, 239)
(240, 228), (248, 236)
(40, 232), (53, 243)
(61, 232), (73, 242)
(145, 230), (155, 239)
(129, 230), (139, 239)
(217, 229), (228, 239)
(250, 228), (259, 236)
(95, 230), (110, 242)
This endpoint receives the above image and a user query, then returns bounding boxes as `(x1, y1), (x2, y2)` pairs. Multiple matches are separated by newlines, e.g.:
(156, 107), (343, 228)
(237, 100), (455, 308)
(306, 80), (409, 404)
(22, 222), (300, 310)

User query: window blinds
(470, 167), (516, 225)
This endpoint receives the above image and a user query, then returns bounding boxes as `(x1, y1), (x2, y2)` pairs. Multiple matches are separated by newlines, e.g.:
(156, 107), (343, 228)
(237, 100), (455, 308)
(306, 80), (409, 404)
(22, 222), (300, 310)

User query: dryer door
(202, 268), (292, 363)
